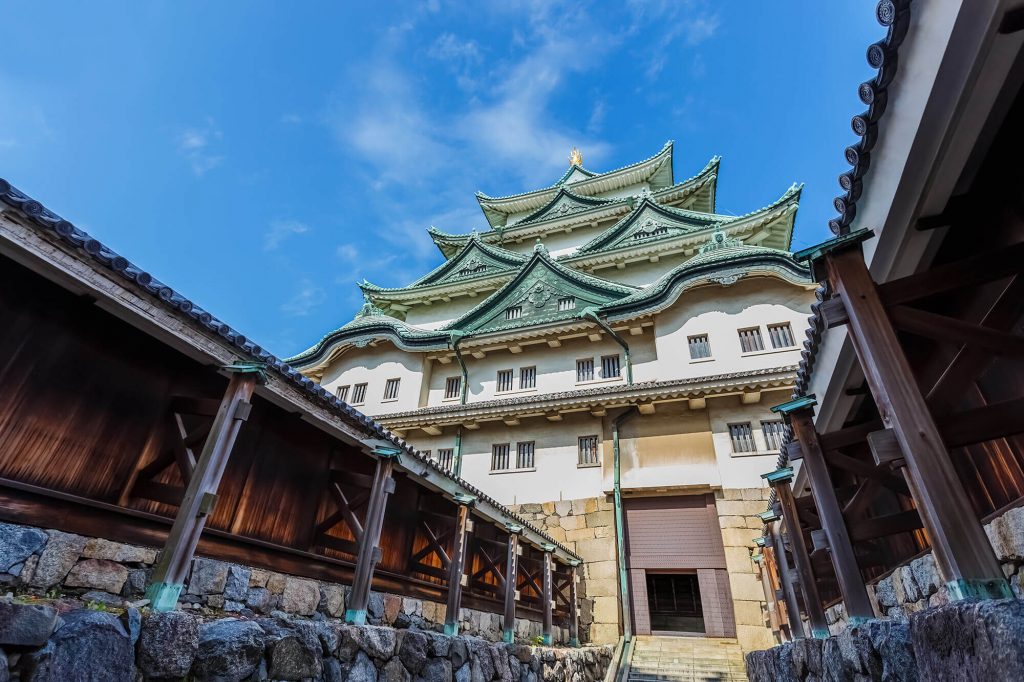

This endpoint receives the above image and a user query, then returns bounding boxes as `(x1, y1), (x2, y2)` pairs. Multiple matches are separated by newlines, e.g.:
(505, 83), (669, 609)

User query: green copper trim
(753, 537), (767, 548)
(506, 523), (524, 534)
(758, 508), (779, 522)
(503, 629), (514, 643)
(580, 306), (633, 385)
(372, 445), (403, 460)
(946, 577), (1014, 601)
(345, 609), (367, 625)
(848, 616), (872, 627)
(453, 492), (477, 506)
(772, 394), (818, 415)
(144, 582), (182, 612)
(443, 622), (459, 636)
(812, 628), (830, 639)
(762, 467), (794, 484)
(752, 553), (763, 563)
(224, 361), (268, 384)
(793, 228), (874, 281)
(541, 633), (553, 646)
(569, 637), (580, 648)
(540, 542), (556, 552)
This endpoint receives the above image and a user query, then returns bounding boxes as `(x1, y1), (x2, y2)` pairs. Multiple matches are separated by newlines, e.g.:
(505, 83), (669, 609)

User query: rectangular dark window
(688, 334), (711, 360)
(762, 420), (786, 451)
(516, 441), (535, 469)
(519, 366), (536, 390)
(383, 378), (400, 401)
(505, 306), (522, 320)
(768, 322), (796, 349)
(336, 385), (350, 402)
(738, 327), (765, 353)
(444, 376), (461, 400)
(578, 436), (600, 466)
(576, 358), (595, 382)
(729, 423), (756, 453)
(352, 383), (367, 404)
(601, 354), (621, 379)
(437, 448), (454, 472)
(422, 450), (431, 459)
(496, 369), (514, 392)
(491, 443), (510, 471)
(558, 296), (576, 311)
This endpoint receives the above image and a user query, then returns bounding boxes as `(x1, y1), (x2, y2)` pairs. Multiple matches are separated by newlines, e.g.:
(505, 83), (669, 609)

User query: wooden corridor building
(751, 0), (1024, 642)
(0, 179), (582, 644)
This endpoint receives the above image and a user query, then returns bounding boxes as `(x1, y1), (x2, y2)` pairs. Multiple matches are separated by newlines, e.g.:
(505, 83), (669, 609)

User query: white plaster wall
(402, 296), (483, 330)
(425, 333), (657, 406)
(405, 415), (606, 505)
(319, 345), (425, 415)
(707, 389), (790, 490)
(646, 277), (812, 382)
(491, 219), (617, 259)
(591, 252), (693, 288)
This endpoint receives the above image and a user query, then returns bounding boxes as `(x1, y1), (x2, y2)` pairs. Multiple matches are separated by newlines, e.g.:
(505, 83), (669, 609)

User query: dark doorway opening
(646, 573), (704, 633)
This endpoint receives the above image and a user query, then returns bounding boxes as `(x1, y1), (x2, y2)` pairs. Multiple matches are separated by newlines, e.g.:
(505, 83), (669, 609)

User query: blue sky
(1, 2), (881, 357)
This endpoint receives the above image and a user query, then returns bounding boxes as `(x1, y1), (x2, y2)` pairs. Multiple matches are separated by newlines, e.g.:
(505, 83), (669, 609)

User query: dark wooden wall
(0, 254), (552, 615)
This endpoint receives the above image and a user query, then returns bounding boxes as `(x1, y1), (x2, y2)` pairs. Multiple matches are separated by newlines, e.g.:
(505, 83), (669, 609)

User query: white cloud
(264, 219), (310, 251)
(428, 33), (481, 63)
(280, 279), (326, 317)
(177, 119), (224, 176)
(336, 243), (359, 261)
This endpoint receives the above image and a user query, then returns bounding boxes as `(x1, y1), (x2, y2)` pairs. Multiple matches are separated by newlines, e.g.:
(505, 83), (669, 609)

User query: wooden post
(826, 247), (1011, 600)
(145, 365), (261, 611)
(753, 552), (783, 642)
(345, 447), (400, 624)
(765, 468), (828, 638)
(776, 398), (875, 624)
(502, 525), (522, 643)
(444, 494), (475, 636)
(769, 519), (803, 639)
(541, 546), (554, 645)
(568, 561), (581, 647)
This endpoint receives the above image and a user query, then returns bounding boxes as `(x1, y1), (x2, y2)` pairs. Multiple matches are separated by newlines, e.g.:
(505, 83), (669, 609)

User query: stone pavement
(627, 635), (747, 682)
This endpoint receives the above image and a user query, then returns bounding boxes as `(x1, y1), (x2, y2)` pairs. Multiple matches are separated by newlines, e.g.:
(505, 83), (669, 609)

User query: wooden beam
(145, 369), (259, 611)
(887, 305), (1024, 356)
(788, 408), (874, 622)
(770, 472), (828, 638)
(768, 521), (804, 639)
(541, 549), (554, 645)
(345, 451), (398, 624)
(502, 528), (521, 643)
(848, 509), (923, 542)
(827, 248), (1010, 600)
(444, 499), (475, 638)
(568, 563), (581, 647)
(942, 397), (1024, 448)
(926, 276), (1024, 414)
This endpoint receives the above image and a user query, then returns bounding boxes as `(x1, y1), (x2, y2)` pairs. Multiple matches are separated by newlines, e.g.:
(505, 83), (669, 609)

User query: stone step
(627, 635), (746, 682)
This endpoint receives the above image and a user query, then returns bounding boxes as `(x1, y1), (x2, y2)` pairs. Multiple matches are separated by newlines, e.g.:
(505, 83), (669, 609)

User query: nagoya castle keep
(290, 141), (815, 650)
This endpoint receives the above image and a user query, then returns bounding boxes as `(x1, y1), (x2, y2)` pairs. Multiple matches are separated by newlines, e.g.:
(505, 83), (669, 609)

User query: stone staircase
(626, 636), (747, 682)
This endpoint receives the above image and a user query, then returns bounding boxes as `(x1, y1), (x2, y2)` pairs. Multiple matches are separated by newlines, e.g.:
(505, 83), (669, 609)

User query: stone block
(545, 526), (567, 543)
(592, 596), (619, 623)
(81, 537), (157, 564)
(224, 564), (251, 601)
(909, 554), (939, 598)
(594, 525), (612, 539)
(65, 558), (129, 594)
(267, 572), (287, 595)
(565, 528), (595, 543)
(541, 502), (556, 515)
(733, 599), (766, 627)
(554, 501), (572, 517)
(30, 530), (87, 588)
(23, 609), (134, 682)
(0, 601), (58, 646)
(742, 487), (769, 501)
(384, 594), (402, 624)
(737, 623), (776, 652)
(724, 545), (754, 573)
(718, 514), (745, 529)
(0, 523), (47, 572)
(574, 538), (615, 563)
(558, 515), (583, 531)
(138, 611), (199, 679)
(572, 498), (599, 515)
(194, 618), (266, 681)
(586, 577), (618, 598)
(188, 558), (229, 595)
(281, 576), (320, 616)
(249, 567), (271, 588)
(717, 500), (768, 517)
(585, 511), (614, 529)
(320, 583), (346, 618)
(729, 573), (764, 602)
(720, 527), (758, 548)
(585, 560), (617, 580)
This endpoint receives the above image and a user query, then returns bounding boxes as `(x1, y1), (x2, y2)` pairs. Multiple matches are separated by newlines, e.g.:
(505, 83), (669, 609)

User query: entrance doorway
(645, 572), (705, 634)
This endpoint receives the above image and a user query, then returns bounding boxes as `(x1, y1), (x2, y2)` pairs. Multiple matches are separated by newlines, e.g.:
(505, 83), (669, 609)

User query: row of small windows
(577, 354), (620, 382)
(335, 379), (396, 405)
(728, 420), (786, 454)
(687, 322), (796, 360)
(489, 437), (601, 472)
(505, 297), (576, 320)
(422, 448), (455, 472)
